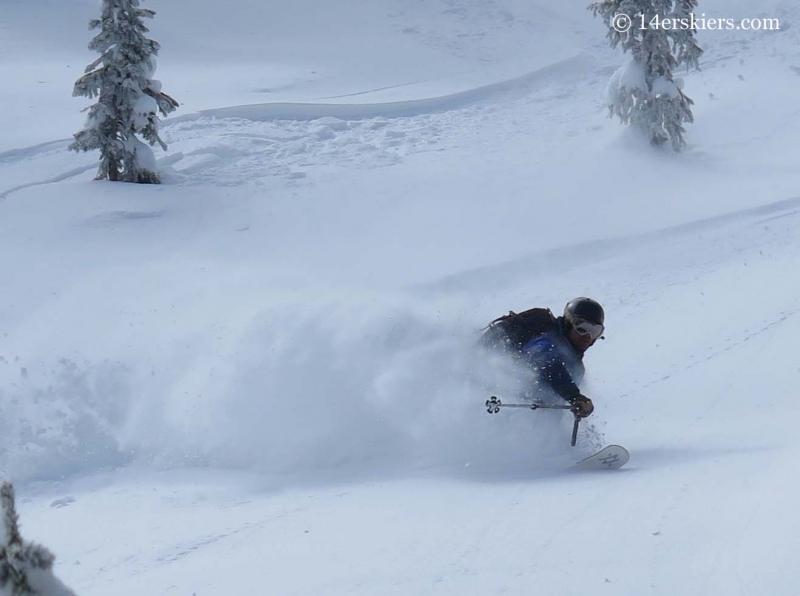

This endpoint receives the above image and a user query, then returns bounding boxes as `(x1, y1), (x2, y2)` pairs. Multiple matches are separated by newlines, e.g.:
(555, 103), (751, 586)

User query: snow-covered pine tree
(671, 0), (703, 70)
(0, 483), (76, 596)
(589, 0), (703, 151)
(70, 0), (178, 183)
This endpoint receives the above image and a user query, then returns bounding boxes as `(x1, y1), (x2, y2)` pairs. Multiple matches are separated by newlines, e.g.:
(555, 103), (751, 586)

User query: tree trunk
(108, 155), (119, 181)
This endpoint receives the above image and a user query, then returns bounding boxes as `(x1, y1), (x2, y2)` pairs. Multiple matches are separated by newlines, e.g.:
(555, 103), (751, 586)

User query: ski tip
(573, 444), (629, 470)
(605, 444), (629, 456)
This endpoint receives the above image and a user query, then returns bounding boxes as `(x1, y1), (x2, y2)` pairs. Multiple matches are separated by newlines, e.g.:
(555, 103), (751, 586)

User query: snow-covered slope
(2, 0), (800, 594)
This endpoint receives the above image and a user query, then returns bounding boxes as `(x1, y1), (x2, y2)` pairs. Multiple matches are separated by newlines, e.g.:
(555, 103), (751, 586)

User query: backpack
(480, 307), (559, 352)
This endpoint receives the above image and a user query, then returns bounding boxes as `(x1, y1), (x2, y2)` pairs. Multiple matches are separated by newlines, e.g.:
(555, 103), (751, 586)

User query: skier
(481, 297), (605, 418)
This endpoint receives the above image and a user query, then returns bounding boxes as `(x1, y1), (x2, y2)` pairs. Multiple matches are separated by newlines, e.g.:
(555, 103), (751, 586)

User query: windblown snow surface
(2, 0), (800, 594)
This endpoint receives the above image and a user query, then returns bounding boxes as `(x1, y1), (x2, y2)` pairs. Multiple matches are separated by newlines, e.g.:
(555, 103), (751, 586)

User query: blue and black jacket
(519, 321), (585, 401)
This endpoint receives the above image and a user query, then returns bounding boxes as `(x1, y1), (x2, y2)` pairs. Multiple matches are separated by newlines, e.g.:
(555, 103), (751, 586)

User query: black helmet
(564, 297), (605, 326)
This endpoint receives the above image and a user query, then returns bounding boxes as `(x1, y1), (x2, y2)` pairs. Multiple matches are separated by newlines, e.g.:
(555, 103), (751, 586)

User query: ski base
(573, 445), (629, 470)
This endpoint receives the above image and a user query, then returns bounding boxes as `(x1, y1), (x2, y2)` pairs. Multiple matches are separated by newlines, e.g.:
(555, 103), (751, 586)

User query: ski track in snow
(0, 54), (601, 197)
(171, 54), (590, 123)
(0, 163), (97, 200)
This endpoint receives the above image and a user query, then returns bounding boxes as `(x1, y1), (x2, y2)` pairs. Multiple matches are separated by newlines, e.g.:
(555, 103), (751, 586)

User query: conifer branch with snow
(70, 0), (178, 183)
(590, 0), (702, 151)
(0, 483), (76, 596)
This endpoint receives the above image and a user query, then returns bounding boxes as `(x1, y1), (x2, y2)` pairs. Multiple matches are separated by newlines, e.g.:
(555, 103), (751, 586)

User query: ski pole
(485, 396), (574, 412)
(570, 412), (580, 448)
(485, 396), (581, 447)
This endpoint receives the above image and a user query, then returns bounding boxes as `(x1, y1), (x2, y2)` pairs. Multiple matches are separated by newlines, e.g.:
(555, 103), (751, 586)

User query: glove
(570, 394), (594, 418)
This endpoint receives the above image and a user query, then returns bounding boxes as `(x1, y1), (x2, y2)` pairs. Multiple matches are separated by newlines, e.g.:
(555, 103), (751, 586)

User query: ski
(573, 445), (629, 470)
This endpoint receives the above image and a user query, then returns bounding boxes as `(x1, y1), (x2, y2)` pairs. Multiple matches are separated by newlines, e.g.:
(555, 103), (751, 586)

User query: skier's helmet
(564, 297), (605, 340)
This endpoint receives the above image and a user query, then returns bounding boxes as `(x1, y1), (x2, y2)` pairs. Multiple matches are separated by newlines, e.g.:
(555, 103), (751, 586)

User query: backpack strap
(481, 308), (559, 351)
(485, 310), (517, 329)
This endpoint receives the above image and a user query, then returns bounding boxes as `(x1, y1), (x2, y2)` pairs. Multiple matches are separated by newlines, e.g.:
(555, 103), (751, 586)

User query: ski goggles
(572, 316), (604, 341)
